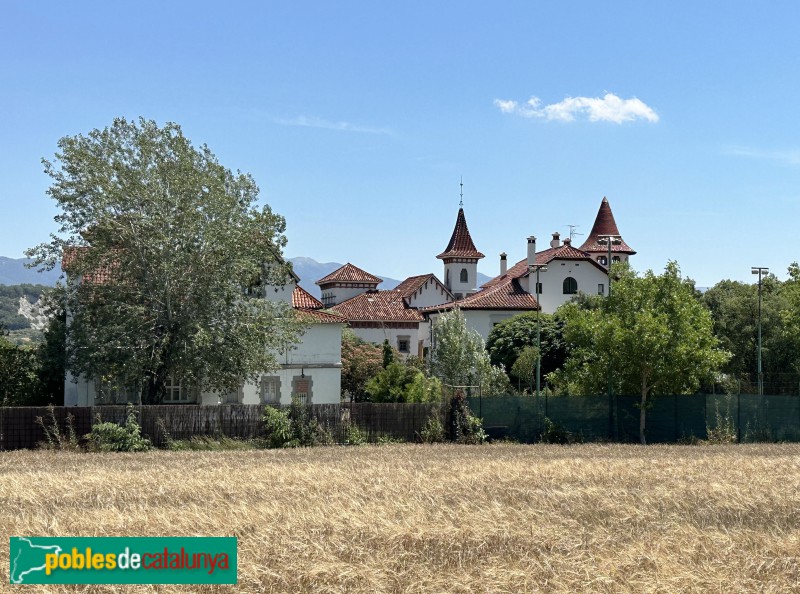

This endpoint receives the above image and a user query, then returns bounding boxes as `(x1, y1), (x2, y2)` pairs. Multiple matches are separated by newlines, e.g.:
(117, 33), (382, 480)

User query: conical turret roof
(579, 197), (636, 254)
(436, 208), (485, 260)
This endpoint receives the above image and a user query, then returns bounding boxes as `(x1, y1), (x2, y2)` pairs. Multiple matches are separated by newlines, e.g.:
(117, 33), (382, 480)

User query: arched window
(563, 277), (578, 295)
(597, 255), (608, 266)
(460, 268), (468, 283)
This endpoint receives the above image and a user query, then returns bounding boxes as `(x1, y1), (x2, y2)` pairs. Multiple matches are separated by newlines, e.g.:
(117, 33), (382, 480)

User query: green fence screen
(468, 393), (800, 443)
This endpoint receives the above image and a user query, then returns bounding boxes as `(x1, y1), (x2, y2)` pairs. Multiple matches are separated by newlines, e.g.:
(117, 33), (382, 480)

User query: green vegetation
(262, 398), (332, 448)
(430, 307), (511, 395)
(87, 406), (153, 452)
(486, 311), (567, 390)
(0, 284), (50, 332)
(552, 262), (729, 444)
(27, 117), (304, 403)
(340, 329), (384, 401)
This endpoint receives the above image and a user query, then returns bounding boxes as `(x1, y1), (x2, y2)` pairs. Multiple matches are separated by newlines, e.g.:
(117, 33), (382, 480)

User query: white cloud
(494, 93), (659, 124)
(275, 115), (393, 135)
(724, 145), (800, 166)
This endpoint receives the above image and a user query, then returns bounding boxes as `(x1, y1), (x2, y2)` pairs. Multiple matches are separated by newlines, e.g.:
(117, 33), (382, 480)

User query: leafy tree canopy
(430, 307), (511, 395)
(27, 117), (303, 403)
(701, 274), (797, 392)
(552, 261), (729, 444)
(486, 311), (567, 386)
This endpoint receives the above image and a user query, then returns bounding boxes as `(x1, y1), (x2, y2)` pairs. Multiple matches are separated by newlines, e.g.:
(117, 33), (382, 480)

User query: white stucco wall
(427, 310), (524, 345)
(525, 259), (609, 314)
(349, 325), (424, 358)
(444, 261), (478, 297)
(405, 278), (452, 309)
(323, 285), (377, 307)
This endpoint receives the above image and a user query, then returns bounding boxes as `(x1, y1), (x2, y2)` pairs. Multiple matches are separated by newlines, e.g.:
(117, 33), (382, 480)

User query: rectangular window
(535, 282), (543, 295)
(293, 378), (310, 404)
(260, 376), (281, 404)
(97, 380), (133, 404)
(163, 378), (191, 403)
(598, 283), (605, 295)
(397, 336), (411, 354)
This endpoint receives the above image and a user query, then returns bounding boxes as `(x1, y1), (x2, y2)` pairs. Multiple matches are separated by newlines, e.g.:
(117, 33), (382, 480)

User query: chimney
(500, 252), (507, 276)
(527, 236), (536, 269)
(550, 232), (560, 248)
(563, 237), (572, 246)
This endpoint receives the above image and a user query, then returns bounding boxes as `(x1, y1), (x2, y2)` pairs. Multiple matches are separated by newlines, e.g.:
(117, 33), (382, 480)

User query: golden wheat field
(1, 444), (799, 593)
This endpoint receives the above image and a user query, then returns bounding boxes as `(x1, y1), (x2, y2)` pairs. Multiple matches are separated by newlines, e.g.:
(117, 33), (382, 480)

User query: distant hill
(288, 257), (491, 299)
(288, 257), (400, 298)
(0, 257), (62, 286)
(0, 253), (492, 298)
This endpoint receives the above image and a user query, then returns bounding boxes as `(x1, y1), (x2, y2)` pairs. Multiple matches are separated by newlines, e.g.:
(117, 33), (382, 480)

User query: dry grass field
(1, 443), (799, 593)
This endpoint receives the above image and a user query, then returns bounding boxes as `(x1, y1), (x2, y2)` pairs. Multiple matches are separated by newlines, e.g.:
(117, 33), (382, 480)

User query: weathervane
(459, 176), (463, 207)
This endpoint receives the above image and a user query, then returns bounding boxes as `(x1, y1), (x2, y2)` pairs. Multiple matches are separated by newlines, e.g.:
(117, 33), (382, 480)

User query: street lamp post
(528, 263), (548, 399)
(598, 234), (622, 440)
(751, 267), (769, 396)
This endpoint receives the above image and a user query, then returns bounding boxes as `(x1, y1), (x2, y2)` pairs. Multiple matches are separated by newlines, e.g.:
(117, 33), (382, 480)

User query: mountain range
(0, 256), (491, 298)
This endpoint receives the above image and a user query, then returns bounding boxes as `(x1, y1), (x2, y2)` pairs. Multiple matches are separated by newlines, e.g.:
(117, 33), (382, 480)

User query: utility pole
(751, 267), (769, 396)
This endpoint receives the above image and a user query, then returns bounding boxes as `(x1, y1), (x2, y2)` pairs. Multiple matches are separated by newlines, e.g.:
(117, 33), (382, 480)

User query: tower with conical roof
(579, 197), (636, 267)
(437, 183), (484, 299)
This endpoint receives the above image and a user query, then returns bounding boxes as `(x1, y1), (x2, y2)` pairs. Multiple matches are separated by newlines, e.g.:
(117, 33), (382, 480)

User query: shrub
(87, 405), (152, 452)
(448, 391), (486, 444)
(262, 398), (332, 448)
(706, 406), (738, 444)
(419, 415), (445, 443)
(35, 405), (81, 451)
(342, 420), (367, 446)
(539, 417), (582, 445)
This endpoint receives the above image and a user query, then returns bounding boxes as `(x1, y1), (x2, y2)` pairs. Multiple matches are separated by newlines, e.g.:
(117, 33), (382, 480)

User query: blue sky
(2, 1), (799, 287)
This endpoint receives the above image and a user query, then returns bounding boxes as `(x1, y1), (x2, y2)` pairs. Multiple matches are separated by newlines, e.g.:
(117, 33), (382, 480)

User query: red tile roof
(61, 247), (115, 284)
(295, 308), (346, 324)
(578, 197), (636, 254)
(316, 263), (383, 286)
(423, 278), (539, 312)
(481, 243), (607, 289)
(436, 208), (485, 260)
(394, 273), (454, 301)
(330, 290), (424, 322)
(292, 286), (324, 310)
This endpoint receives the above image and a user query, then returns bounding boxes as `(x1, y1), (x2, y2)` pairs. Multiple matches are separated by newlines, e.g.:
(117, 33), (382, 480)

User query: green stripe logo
(10, 537), (237, 584)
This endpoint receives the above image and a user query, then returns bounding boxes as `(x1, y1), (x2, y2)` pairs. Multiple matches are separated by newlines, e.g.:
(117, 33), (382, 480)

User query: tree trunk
(640, 380), (648, 445)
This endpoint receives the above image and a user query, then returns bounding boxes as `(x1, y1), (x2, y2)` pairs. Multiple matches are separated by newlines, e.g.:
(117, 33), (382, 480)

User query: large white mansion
(315, 196), (636, 356)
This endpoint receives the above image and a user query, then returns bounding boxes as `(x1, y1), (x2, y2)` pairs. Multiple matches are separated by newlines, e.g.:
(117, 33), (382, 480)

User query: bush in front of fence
(86, 405), (152, 452)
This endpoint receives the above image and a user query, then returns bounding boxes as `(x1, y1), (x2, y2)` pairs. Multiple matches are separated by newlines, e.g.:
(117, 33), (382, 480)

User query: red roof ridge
(329, 290), (423, 322)
(436, 208), (485, 260)
(292, 285), (324, 310)
(423, 278), (539, 312)
(295, 308), (346, 324)
(316, 262), (383, 286)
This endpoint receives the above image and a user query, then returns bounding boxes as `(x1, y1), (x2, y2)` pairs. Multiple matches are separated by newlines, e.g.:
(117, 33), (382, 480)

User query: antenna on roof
(566, 224), (583, 242)
(459, 177), (463, 207)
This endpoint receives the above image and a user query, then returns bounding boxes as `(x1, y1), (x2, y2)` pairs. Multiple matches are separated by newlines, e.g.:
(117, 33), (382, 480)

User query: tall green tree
(552, 262), (729, 444)
(702, 275), (796, 392)
(27, 117), (303, 403)
(340, 329), (384, 401)
(430, 307), (510, 394)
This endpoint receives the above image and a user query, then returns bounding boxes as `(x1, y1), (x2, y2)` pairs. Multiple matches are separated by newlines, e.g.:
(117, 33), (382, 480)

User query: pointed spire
(437, 206), (485, 260)
(579, 197), (636, 254)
